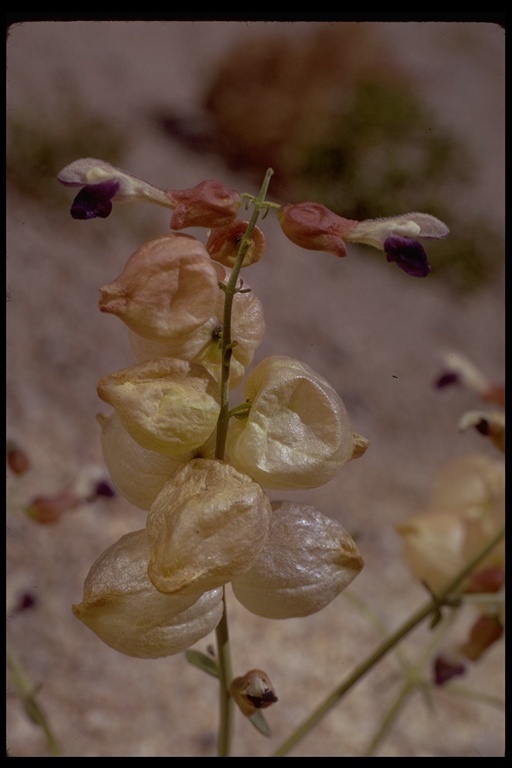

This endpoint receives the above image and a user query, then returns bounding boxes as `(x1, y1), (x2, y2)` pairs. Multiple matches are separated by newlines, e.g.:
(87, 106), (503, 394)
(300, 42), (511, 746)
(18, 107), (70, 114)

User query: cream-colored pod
(225, 356), (369, 490)
(231, 501), (364, 618)
(72, 530), (223, 658)
(397, 454), (505, 594)
(97, 358), (220, 456)
(147, 459), (271, 595)
(97, 412), (195, 510)
(99, 233), (220, 342)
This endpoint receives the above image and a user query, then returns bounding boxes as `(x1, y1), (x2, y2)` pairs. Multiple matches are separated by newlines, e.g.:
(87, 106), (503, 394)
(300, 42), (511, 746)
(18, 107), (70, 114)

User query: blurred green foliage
(7, 103), (128, 207)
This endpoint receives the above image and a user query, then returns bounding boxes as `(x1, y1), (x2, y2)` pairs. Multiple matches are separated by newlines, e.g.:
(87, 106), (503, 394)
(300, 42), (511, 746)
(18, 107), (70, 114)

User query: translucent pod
(128, 264), (265, 389)
(397, 454), (505, 594)
(97, 358), (220, 456)
(72, 530), (223, 659)
(98, 233), (220, 343)
(97, 412), (195, 510)
(231, 501), (364, 618)
(147, 459), (272, 596)
(225, 355), (369, 489)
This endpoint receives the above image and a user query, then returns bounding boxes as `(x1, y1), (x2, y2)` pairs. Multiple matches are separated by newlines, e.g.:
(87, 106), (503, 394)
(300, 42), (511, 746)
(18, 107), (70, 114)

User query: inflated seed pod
(128, 264), (265, 390)
(231, 501), (364, 618)
(99, 233), (220, 343)
(97, 412), (195, 510)
(72, 530), (223, 658)
(97, 358), (220, 456)
(225, 355), (369, 490)
(147, 459), (272, 595)
(396, 454), (505, 594)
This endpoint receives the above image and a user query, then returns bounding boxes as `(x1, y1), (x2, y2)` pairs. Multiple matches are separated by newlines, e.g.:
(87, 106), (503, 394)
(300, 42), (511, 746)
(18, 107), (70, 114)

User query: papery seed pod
(73, 530), (223, 658)
(98, 233), (220, 342)
(97, 412), (195, 510)
(231, 501), (364, 618)
(396, 454), (505, 594)
(97, 358), (220, 456)
(127, 263), (265, 390)
(147, 459), (271, 595)
(206, 220), (266, 268)
(229, 669), (278, 716)
(193, 264), (266, 388)
(225, 355), (368, 490)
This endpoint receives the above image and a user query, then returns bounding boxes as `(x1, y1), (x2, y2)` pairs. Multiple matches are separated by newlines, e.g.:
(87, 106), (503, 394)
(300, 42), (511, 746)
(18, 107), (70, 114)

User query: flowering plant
(51, 159), (502, 755)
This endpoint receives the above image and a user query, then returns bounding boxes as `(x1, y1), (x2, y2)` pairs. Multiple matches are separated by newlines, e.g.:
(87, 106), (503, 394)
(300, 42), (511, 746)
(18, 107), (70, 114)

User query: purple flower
(70, 179), (120, 220)
(433, 653), (466, 686)
(384, 236), (431, 277)
(346, 211), (449, 278)
(58, 158), (175, 221)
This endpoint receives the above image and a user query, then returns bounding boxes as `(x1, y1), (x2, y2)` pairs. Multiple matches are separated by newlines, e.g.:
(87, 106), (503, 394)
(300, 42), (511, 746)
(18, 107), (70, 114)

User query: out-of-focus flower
(229, 669), (278, 716)
(72, 529), (224, 658)
(278, 203), (448, 277)
(25, 488), (82, 524)
(166, 180), (241, 230)
(57, 158), (174, 219)
(433, 652), (467, 686)
(225, 355), (369, 490)
(6, 440), (30, 476)
(457, 613), (504, 662)
(458, 410), (505, 453)
(396, 454), (504, 594)
(434, 351), (505, 406)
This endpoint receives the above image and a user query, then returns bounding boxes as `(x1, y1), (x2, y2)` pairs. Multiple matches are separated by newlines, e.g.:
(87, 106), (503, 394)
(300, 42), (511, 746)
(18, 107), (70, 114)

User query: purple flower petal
(434, 372), (461, 389)
(384, 236), (431, 278)
(70, 179), (120, 220)
(433, 654), (466, 686)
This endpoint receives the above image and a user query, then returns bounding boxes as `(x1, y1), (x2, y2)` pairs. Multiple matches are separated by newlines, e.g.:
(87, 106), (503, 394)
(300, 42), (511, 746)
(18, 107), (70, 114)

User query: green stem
(213, 168), (274, 757)
(6, 642), (64, 756)
(215, 167), (274, 460)
(273, 526), (504, 756)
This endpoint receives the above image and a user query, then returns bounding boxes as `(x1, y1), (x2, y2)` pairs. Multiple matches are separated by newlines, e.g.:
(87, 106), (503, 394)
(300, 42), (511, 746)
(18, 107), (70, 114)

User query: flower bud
(225, 355), (368, 490)
(97, 358), (220, 456)
(278, 202), (355, 258)
(99, 233), (219, 343)
(72, 530), (223, 658)
(6, 440), (30, 475)
(147, 459), (271, 596)
(97, 412), (194, 510)
(167, 180), (241, 230)
(206, 220), (266, 267)
(458, 614), (504, 662)
(229, 669), (278, 716)
(231, 501), (363, 618)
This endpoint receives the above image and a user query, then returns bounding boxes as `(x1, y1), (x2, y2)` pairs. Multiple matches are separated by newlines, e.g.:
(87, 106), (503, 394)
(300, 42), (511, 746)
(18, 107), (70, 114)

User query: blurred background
(6, 21), (504, 756)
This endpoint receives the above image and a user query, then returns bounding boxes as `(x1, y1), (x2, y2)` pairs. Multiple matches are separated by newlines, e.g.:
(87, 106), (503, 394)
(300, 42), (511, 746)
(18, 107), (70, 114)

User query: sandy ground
(6, 21), (505, 756)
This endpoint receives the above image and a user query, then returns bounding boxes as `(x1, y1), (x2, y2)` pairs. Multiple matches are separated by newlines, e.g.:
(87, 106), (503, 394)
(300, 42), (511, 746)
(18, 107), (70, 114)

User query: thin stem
(6, 642), (64, 756)
(273, 526), (504, 756)
(213, 168), (274, 757)
(215, 592), (234, 757)
(215, 167), (274, 460)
